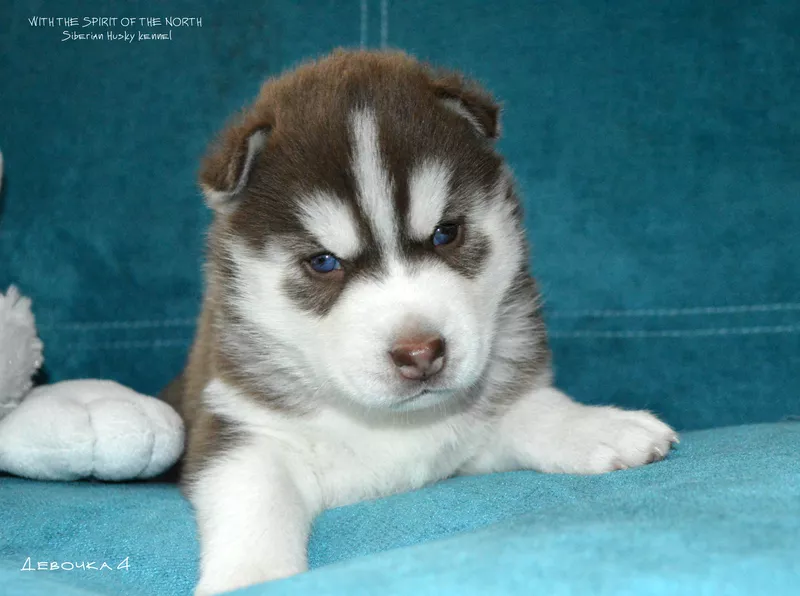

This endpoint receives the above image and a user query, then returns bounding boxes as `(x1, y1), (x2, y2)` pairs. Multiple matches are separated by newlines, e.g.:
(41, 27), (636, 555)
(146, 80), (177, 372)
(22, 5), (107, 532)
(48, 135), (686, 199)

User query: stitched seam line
(59, 324), (800, 349)
(548, 303), (800, 318)
(66, 339), (191, 350)
(38, 318), (196, 331)
(360, 0), (368, 48)
(37, 302), (800, 330)
(380, 0), (388, 48)
(549, 325), (800, 339)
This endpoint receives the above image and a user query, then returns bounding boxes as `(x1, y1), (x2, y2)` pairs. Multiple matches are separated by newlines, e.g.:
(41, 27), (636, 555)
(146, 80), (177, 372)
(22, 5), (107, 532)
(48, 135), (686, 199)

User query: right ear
(199, 115), (271, 213)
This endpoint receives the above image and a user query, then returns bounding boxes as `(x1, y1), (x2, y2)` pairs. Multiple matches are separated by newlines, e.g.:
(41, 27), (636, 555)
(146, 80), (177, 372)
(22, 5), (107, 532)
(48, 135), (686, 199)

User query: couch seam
(547, 303), (800, 318)
(360, 0), (368, 48)
(37, 302), (800, 330)
(549, 324), (800, 339)
(66, 339), (192, 350)
(58, 324), (800, 349)
(38, 319), (196, 331)
(380, 0), (388, 48)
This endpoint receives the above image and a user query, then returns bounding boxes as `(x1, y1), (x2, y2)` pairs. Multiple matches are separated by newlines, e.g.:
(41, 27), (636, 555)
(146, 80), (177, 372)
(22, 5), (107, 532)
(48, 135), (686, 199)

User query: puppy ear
(199, 115), (271, 213)
(430, 73), (501, 139)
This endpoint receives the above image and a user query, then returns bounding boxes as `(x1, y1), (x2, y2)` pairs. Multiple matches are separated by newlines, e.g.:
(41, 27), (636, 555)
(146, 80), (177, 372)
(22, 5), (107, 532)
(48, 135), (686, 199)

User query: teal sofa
(1, 1), (798, 595)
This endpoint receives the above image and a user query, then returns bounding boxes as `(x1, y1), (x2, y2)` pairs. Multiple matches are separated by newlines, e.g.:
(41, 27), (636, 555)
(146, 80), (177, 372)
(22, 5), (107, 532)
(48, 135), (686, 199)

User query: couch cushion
(1, 421), (798, 595)
(1, 1), (799, 430)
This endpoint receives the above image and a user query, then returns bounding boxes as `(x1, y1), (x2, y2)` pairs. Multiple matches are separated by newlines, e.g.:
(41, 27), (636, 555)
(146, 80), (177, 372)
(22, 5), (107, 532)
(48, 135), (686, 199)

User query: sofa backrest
(1, 0), (798, 431)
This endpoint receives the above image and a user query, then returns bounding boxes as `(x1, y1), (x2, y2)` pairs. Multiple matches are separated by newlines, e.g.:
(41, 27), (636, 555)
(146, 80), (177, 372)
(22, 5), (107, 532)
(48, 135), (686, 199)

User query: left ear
(430, 72), (501, 139)
(199, 120), (270, 214)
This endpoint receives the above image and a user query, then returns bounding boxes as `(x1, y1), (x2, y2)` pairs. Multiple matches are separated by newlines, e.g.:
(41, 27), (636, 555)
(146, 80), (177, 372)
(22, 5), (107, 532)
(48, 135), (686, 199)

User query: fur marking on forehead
(407, 160), (452, 241)
(297, 193), (362, 259)
(349, 108), (397, 253)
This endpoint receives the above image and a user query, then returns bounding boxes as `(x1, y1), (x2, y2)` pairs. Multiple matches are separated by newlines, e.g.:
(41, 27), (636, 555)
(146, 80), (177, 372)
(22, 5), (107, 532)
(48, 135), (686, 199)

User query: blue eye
(432, 223), (460, 247)
(308, 253), (342, 274)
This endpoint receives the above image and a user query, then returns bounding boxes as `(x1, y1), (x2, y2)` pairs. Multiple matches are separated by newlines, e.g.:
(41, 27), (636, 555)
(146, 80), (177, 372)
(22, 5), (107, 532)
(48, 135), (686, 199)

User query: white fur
(192, 422), (316, 596)
(194, 376), (485, 596)
(460, 387), (678, 475)
(407, 160), (452, 240)
(349, 108), (397, 251)
(469, 176), (542, 395)
(297, 193), (362, 259)
(194, 379), (676, 595)
(228, 240), (324, 370)
(201, 379), (476, 506)
(472, 173), (526, 316)
(228, 240), (488, 411)
(321, 256), (487, 408)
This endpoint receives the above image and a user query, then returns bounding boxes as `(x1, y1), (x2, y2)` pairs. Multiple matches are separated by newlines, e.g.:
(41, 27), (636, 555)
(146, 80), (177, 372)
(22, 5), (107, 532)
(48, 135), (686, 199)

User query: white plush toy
(0, 286), (185, 481)
(0, 152), (183, 481)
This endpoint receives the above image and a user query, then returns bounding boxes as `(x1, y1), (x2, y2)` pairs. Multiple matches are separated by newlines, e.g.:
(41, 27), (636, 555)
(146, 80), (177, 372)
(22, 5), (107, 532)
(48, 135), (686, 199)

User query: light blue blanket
(1, 422), (798, 595)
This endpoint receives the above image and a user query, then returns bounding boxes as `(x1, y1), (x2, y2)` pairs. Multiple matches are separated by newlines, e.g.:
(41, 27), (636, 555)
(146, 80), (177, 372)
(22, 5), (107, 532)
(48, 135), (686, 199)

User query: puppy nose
(389, 336), (446, 380)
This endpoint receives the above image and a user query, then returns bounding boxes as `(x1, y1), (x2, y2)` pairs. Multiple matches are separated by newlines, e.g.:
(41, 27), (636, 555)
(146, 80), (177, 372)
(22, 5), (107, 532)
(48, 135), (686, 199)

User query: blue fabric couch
(1, 1), (798, 594)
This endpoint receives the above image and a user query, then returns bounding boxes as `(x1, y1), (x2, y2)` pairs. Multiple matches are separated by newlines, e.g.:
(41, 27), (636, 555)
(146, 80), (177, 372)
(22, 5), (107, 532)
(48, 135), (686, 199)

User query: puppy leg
(190, 439), (317, 596)
(462, 386), (678, 475)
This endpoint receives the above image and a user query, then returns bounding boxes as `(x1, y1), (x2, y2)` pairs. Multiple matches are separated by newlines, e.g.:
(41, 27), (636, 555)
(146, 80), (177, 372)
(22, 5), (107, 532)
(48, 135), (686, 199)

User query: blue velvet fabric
(1, 0), (798, 431)
(1, 1), (799, 595)
(1, 423), (799, 595)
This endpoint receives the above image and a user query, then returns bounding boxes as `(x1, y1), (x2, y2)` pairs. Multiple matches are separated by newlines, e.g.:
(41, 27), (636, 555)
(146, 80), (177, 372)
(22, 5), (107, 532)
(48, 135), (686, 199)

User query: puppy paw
(573, 407), (678, 474)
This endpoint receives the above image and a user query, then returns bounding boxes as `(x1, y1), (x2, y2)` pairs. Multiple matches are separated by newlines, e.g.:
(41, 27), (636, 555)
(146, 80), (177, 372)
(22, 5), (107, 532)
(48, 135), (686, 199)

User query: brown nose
(389, 336), (446, 380)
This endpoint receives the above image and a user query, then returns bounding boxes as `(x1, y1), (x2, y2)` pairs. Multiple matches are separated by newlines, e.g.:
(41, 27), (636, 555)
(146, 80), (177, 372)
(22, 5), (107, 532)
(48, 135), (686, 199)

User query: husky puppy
(162, 50), (677, 596)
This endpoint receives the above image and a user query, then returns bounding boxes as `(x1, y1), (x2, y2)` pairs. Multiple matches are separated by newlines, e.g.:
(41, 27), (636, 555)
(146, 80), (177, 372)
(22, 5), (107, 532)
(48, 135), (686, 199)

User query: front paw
(573, 407), (678, 474)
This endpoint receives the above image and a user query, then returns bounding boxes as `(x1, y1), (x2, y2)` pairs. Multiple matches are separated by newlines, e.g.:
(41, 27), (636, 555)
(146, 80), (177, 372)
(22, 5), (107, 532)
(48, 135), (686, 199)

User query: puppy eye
(308, 253), (342, 274)
(432, 223), (460, 247)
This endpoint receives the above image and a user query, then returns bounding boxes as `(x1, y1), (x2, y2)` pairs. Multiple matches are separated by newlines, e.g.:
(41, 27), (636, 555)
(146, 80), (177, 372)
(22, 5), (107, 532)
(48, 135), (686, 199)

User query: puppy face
(203, 51), (530, 412)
